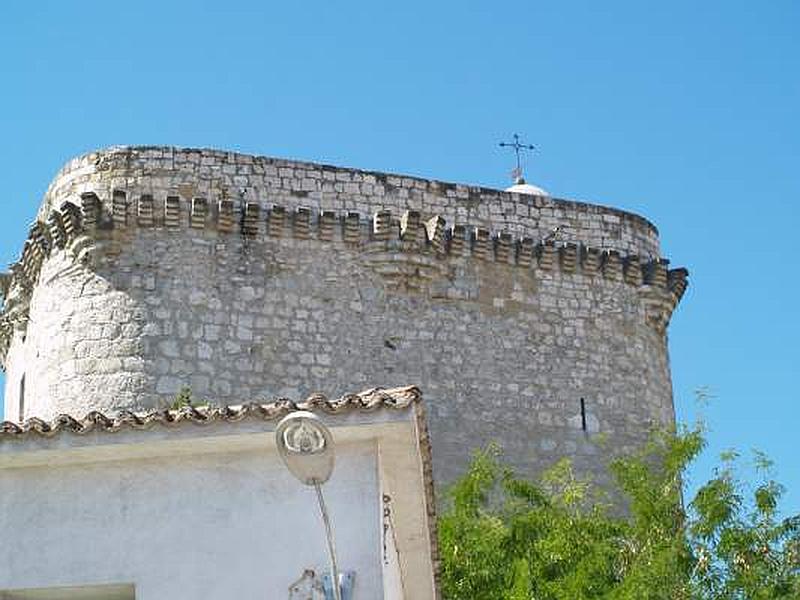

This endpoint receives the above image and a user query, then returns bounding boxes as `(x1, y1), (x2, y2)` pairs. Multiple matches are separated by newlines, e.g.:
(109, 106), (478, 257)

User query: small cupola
(505, 175), (550, 197)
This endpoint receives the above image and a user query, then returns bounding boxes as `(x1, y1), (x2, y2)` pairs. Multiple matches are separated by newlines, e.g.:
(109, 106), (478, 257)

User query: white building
(0, 386), (438, 599)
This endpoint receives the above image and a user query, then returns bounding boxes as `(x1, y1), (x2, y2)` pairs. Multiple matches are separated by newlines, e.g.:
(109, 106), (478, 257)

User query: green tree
(439, 427), (800, 599)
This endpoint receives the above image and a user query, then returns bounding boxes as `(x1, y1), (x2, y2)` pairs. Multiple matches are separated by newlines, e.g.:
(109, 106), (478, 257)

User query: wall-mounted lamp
(276, 411), (345, 600)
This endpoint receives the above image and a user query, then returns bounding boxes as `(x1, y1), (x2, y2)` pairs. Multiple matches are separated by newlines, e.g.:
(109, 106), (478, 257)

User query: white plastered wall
(0, 441), (383, 599)
(0, 413), (438, 600)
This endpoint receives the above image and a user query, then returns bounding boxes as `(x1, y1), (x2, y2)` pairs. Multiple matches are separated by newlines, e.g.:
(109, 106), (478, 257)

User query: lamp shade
(275, 411), (335, 485)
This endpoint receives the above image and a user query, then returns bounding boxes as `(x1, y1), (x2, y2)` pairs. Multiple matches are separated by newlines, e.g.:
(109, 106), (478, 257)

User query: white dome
(505, 180), (549, 197)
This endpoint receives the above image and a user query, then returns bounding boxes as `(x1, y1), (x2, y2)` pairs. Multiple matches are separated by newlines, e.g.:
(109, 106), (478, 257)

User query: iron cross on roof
(498, 134), (535, 183)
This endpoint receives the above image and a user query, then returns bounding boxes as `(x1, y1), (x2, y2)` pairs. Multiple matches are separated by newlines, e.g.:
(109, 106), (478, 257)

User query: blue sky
(1, 1), (798, 513)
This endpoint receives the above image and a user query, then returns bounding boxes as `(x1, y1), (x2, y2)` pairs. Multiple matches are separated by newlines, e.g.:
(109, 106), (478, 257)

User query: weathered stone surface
(0, 146), (687, 486)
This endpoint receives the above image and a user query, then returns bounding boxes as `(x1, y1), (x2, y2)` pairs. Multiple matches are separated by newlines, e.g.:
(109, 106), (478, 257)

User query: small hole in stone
(580, 398), (587, 432)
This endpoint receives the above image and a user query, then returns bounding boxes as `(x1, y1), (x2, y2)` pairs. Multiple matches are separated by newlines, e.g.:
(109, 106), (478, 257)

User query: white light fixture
(276, 412), (343, 600)
(276, 411), (335, 485)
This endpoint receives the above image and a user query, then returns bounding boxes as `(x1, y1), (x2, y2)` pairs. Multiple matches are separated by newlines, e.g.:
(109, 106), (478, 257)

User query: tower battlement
(39, 146), (661, 253)
(1, 147), (688, 484)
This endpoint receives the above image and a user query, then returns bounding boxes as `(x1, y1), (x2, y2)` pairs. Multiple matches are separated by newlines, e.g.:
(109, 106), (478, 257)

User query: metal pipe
(314, 481), (342, 600)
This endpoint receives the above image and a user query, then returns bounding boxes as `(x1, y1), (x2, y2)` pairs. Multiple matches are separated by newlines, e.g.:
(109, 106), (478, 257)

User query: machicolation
(0, 146), (687, 484)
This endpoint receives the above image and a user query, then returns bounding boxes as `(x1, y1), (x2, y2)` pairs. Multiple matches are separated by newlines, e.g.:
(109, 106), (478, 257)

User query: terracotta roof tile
(0, 386), (422, 440)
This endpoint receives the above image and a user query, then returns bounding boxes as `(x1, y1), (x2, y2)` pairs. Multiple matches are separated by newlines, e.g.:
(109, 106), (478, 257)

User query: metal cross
(499, 133), (535, 181)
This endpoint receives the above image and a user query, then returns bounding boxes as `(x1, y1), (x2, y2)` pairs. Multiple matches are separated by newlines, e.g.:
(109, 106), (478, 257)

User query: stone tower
(0, 146), (687, 484)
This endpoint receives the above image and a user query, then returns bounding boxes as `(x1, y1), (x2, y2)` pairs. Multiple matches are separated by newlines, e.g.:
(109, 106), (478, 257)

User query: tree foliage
(438, 426), (800, 599)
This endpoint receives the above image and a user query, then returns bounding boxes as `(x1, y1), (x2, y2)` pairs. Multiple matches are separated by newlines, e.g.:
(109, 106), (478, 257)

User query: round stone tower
(0, 146), (687, 483)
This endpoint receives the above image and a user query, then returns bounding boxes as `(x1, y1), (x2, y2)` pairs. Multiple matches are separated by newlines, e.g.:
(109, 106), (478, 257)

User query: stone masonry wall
(0, 147), (688, 484)
(38, 147), (661, 257)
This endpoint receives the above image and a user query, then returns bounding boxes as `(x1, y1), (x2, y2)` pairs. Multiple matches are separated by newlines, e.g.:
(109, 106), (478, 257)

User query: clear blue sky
(1, 1), (797, 513)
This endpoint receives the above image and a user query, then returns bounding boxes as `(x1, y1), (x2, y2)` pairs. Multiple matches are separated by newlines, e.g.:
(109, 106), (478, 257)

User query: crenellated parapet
(0, 147), (692, 492)
(0, 187), (688, 369)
